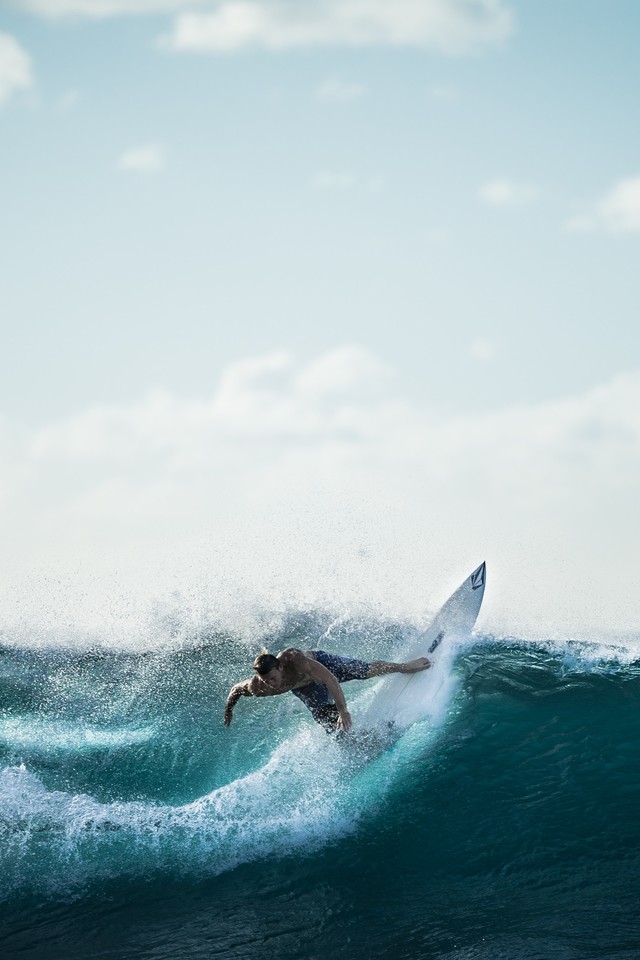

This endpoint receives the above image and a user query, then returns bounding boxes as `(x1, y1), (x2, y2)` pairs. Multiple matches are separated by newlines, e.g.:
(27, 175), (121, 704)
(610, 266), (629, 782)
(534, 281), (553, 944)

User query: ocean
(1, 607), (639, 959)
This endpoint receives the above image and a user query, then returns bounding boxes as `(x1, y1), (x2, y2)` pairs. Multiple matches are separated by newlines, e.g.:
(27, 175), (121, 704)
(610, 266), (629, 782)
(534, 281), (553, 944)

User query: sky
(1, 0), (639, 642)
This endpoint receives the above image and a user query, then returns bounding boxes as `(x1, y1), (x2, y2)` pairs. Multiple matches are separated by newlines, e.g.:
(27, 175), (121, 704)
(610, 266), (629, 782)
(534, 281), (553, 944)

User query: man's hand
(337, 709), (352, 733)
(402, 656), (431, 672)
(224, 702), (234, 727)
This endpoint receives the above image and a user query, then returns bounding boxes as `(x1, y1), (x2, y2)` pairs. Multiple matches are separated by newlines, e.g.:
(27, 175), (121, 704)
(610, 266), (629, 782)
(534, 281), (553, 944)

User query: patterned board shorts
(291, 650), (370, 730)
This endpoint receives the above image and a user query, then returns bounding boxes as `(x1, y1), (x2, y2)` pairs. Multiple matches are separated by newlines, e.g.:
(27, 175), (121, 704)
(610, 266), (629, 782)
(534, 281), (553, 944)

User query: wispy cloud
(0, 33), (34, 107)
(568, 175), (640, 235)
(598, 177), (640, 232)
(7, 346), (640, 633)
(117, 143), (165, 173)
(470, 339), (496, 362)
(479, 179), (538, 208)
(163, 0), (513, 55)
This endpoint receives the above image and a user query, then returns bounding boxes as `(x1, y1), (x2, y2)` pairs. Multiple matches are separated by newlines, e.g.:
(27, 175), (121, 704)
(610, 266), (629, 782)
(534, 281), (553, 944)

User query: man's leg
(366, 657), (431, 678)
(312, 650), (431, 683)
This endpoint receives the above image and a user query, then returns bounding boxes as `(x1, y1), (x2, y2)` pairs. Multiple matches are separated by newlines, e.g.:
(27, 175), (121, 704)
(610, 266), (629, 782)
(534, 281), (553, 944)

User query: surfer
(224, 648), (431, 733)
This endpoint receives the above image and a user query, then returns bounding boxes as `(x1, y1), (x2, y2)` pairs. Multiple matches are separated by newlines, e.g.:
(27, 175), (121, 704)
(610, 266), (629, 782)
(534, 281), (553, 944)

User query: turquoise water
(1, 614), (639, 959)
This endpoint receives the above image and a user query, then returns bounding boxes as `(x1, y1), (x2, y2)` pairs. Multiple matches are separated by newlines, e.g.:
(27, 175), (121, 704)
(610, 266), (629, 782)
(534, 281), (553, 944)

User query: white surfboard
(357, 561), (486, 733)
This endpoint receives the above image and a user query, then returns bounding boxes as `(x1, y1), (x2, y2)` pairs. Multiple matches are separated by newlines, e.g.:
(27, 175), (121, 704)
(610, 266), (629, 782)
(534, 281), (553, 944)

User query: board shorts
(291, 650), (370, 731)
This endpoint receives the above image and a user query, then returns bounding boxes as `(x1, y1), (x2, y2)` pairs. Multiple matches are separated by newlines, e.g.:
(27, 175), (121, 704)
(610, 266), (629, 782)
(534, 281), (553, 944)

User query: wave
(1, 620), (639, 904)
(0, 722), (404, 901)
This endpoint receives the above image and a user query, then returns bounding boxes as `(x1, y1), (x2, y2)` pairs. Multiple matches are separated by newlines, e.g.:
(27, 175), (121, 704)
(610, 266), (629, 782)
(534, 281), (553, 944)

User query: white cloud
(294, 345), (391, 399)
(117, 143), (165, 173)
(27, 351), (640, 486)
(597, 176), (640, 233)
(479, 178), (538, 207)
(5, 346), (640, 635)
(0, 33), (34, 107)
(565, 176), (640, 235)
(165, 0), (513, 54)
(30, 347), (393, 460)
(470, 339), (495, 362)
(12, 0), (514, 54)
(316, 78), (367, 103)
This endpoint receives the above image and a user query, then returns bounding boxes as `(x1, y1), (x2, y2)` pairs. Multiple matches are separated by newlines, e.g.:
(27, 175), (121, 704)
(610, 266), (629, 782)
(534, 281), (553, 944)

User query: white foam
(0, 671), (457, 900)
(0, 725), (356, 897)
(465, 631), (640, 668)
(0, 717), (155, 753)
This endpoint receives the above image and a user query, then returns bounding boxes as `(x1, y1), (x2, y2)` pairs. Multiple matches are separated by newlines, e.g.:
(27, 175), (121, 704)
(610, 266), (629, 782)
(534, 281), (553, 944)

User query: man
(224, 647), (431, 733)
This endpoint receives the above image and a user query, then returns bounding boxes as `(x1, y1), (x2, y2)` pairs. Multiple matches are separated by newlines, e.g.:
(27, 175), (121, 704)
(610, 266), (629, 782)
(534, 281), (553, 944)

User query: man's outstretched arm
(224, 679), (253, 727)
(224, 675), (276, 725)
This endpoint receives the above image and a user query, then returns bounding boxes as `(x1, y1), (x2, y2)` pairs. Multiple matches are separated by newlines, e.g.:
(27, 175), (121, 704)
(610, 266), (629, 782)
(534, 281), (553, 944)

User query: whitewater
(1, 593), (639, 960)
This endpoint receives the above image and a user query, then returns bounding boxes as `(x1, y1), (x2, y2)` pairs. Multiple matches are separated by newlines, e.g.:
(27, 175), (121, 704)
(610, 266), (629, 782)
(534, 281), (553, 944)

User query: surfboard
(357, 561), (486, 733)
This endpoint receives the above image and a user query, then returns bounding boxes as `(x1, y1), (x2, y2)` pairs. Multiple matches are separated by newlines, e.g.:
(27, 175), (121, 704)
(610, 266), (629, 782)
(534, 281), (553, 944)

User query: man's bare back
(246, 649), (320, 693)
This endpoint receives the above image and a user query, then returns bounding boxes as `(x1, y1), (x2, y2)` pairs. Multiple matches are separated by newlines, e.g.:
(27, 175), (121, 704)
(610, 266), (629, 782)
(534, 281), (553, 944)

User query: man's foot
(401, 657), (431, 673)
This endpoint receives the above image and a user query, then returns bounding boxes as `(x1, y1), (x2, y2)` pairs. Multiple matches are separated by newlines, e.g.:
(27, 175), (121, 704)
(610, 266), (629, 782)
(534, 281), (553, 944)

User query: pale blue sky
(1, 1), (640, 637)
(2, 0), (639, 424)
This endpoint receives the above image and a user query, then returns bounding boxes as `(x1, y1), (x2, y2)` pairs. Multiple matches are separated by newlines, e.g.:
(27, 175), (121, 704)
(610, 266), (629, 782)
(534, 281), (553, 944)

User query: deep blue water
(1, 613), (639, 959)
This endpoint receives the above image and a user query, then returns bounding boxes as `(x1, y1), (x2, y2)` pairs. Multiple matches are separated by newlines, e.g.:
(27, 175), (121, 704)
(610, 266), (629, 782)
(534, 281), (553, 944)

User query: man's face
(261, 667), (283, 690)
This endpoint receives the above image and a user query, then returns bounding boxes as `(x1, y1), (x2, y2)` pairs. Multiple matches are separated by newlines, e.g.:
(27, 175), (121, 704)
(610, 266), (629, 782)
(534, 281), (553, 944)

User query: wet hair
(253, 651), (280, 676)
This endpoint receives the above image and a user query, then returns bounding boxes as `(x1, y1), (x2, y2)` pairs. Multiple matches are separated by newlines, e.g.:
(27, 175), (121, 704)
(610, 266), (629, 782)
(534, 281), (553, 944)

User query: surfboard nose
(471, 561), (486, 590)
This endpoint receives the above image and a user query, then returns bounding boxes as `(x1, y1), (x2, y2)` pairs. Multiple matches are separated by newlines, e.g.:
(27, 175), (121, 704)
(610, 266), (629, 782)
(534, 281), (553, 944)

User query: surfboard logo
(428, 630), (445, 654)
(471, 562), (486, 591)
